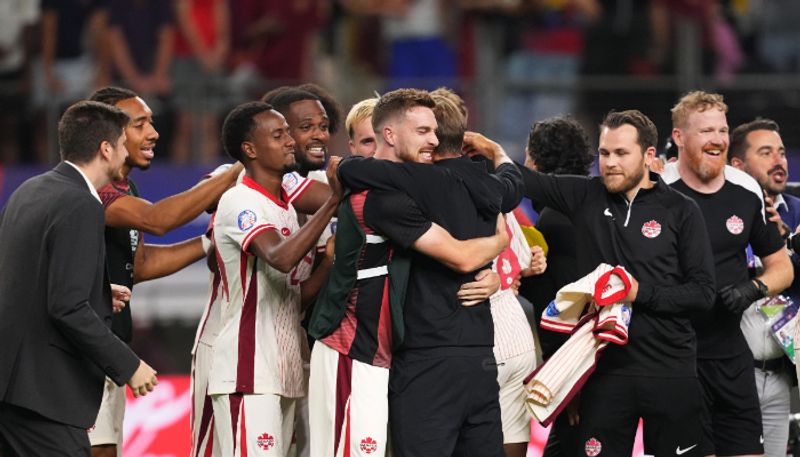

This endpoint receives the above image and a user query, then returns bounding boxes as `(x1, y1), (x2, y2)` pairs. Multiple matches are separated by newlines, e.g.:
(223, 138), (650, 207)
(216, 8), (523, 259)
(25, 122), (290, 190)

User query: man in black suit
(0, 101), (159, 456)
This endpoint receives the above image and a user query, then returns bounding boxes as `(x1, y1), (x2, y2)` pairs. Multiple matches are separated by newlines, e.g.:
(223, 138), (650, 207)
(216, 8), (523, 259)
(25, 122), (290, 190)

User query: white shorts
(309, 342), (389, 457)
(211, 393), (296, 457)
(191, 341), (219, 456)
(497, 350), (536, 444)
(293, 363), (310, 457)
(88, 377), (125, 452)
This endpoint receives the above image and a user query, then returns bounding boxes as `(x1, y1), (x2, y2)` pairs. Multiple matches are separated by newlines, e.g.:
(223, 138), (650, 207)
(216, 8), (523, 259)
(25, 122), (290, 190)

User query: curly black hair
(262, 84), (343, 135)
(89, 86), (139, 106)
(527, 116), (593, 176)
(296, 83), (343, 135)
(221, 101), (274, 162)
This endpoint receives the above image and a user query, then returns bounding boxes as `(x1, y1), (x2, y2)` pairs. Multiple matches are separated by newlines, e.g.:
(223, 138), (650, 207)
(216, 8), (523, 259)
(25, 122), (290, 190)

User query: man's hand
(326, 156), (343, 201)
(324, 235), (336, 263)
(521, 246), (547, 277)
(462, 131), (502, 161)
(463, 131), (513, 168)
(764, 195), (790, 238)
(511, 277), (522, 295)
(719, 280), (765, 314)
(127, 360), (158, 398)
(566, 395), (580, 426)
(649, 157), (665, 173)
(622, 274), (639, 304)
(110, 284), (131, 314)
(458, 269), (500, 306)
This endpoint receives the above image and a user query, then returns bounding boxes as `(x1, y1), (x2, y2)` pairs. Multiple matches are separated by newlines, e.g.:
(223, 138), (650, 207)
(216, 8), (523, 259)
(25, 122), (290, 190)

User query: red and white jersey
(192, 218), (224, 355)
(282, 170), (313, 204)
(282, 170), (334, 286)
(208, 176), (307, 398)
(192, 172), (311, 359)
(524, 264), (633, 426)
(490, 212), (535, 361)
(193, 271), (224, 354)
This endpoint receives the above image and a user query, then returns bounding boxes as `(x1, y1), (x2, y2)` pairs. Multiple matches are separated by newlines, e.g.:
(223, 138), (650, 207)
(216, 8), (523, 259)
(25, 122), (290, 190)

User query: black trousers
(389, 348), (504, 457)
(0, 402), (90, 457)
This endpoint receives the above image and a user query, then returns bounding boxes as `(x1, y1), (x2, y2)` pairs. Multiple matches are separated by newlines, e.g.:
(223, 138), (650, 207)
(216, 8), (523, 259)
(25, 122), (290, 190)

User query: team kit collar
(241, 175), (290, 209)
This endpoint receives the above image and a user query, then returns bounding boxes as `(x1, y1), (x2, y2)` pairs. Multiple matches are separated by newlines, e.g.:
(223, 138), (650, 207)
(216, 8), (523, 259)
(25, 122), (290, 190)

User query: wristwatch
(753, 278), (769, 298)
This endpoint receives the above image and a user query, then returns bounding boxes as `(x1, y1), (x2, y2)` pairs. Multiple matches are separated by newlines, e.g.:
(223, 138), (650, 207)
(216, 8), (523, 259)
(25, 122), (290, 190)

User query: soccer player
(345, 97), (378, 157)
(465, 109), (717, 457)
(662, 92), (792, 457)
(307, 90), (509, 457)
(261, 83), (343, 456)
(87, 86), (243, 457)
(208, 101), (341, 456)
(262, 84), (341, 176)
(730, 118), (800, 457)
(336, 88), (525, 457)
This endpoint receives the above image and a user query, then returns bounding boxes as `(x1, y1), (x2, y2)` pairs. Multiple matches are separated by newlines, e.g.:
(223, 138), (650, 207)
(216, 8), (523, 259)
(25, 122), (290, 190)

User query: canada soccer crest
(585, 437), (602, 456)
(641, 220), (661, 238)
(360, 437), (378, 454)
(257, 432), (275, 451)
(726, 215), (744, 235)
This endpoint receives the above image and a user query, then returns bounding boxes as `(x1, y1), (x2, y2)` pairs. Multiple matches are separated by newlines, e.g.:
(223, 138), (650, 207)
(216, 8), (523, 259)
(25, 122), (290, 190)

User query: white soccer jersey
(524, 264), (633, 426)
(490, 212), (536, 361)
(209, 176), (307, 398)
(283, 170), (313, 204)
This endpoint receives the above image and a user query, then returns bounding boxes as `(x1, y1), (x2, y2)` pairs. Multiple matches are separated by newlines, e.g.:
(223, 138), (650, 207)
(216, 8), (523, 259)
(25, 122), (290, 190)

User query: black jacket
(519, 165), (716, 376)
(0, 162), (140, 428)
(338, 156), (524, 350)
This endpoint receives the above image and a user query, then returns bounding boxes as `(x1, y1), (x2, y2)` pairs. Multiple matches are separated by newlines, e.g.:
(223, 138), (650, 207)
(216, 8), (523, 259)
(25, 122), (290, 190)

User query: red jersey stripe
(236, 256), (258, 392)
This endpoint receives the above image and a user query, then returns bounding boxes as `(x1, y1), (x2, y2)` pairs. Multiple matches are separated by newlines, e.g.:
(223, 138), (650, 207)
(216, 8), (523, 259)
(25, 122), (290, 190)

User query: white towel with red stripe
(524, 264), (633, 426)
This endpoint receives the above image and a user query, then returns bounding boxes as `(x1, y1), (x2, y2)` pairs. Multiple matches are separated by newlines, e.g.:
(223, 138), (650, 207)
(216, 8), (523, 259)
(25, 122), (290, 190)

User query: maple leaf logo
(257, 432), (275, 451)
(360, 437), (378, 454)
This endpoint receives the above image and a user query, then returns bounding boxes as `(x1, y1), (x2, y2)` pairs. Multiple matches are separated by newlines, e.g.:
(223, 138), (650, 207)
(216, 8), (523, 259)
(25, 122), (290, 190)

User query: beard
(761, 165), (788, 196)
(602, 166), (646, 196)
(133, 159), (151, 171)
(294, 149), (325, 174)
(685, 149), (725, 183)
(282, 161), (300, 174)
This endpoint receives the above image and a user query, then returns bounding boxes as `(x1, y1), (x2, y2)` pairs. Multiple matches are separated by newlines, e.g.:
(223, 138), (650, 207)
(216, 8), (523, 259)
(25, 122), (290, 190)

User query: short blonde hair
(671, 91), (728, 128)
(345, 98), (378, 139)
(430, 87), (468, 120)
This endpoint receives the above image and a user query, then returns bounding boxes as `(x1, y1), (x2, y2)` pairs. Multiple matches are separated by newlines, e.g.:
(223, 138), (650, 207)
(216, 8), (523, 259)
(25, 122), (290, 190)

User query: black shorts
(578, 374), (704, 457)
(698, 353), (764, 456)
(389, 348), (503, 457)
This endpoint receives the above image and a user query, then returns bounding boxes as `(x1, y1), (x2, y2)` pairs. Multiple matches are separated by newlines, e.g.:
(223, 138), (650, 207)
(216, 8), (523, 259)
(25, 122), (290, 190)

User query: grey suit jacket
(0, 162), (140, 428)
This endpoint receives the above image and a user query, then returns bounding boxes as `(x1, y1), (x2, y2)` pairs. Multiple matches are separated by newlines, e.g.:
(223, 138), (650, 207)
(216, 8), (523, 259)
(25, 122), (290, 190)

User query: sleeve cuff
(635, 282), (656, 307)
(398, 221), (433, 250)
(241, 224), (277, 253)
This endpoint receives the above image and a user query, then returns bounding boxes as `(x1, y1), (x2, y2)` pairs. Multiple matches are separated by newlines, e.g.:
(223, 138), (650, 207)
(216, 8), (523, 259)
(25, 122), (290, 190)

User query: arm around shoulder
(105, 163), (242, 235)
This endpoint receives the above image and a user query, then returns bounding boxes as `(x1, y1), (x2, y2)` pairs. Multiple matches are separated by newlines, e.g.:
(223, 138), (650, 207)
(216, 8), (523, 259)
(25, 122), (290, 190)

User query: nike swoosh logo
(760, 435), (764, 444)
(604, 208), (612, 217)
(676, 444), (697, 455)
